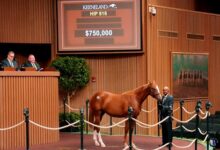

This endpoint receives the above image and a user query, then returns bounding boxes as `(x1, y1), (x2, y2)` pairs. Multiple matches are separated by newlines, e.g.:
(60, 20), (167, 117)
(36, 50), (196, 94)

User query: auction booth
(0, 71), (60, 150)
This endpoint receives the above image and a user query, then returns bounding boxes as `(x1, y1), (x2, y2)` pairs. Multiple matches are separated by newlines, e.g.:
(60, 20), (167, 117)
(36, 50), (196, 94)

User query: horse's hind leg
(93, 111), (106, 147)
(93, 130), (100, 146)
(93, 112), (101, 146)
(97, 130), (106, 147)
(97, 111), (106, 147)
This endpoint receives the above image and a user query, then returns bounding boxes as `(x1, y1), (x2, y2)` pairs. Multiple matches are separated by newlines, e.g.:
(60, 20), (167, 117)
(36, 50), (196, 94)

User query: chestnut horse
(89, 81), (162, 148)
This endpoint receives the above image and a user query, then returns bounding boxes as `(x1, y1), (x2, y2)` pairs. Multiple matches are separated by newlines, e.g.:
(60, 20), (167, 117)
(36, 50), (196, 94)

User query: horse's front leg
(123, 120), (137, 150)
(123, 120), (130, 149)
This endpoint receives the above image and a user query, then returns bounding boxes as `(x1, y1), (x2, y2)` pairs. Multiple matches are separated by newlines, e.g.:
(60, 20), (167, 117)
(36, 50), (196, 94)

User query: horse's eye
(151, 89), (156, 93)
(152, 88), (159, 94)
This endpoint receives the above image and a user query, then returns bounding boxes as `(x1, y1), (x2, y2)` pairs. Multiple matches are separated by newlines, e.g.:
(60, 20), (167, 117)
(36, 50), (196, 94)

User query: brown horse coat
(89, 81), (162, 147)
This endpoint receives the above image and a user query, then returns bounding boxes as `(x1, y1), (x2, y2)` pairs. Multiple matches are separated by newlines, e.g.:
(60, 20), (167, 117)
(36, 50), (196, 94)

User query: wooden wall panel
(186, 12), (207, 53)
(209, 15), (220, 113)
(0, 72), (59, 150)
(146, 5), (220, 135)
(0, 0), (54, 43)
(149, 0), (195, 10)
(59, 2), (220, 137)
(1, 0), (218, 138)
(67, 55), (147, 135)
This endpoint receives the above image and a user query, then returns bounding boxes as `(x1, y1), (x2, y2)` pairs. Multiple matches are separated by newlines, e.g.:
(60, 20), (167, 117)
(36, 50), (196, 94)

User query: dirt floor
(12, 132), (206, 150)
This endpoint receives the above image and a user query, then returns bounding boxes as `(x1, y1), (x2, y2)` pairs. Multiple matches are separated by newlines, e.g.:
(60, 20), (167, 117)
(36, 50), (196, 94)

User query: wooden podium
(20, 67), (36, 71)
(1, 67), (16, 71)
(0, 71), (60, 150)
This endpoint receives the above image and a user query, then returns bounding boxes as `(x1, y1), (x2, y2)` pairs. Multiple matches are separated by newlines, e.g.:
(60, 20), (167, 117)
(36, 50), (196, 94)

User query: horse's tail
(89, 100), (94, 129)
(88, 92), (102, 129)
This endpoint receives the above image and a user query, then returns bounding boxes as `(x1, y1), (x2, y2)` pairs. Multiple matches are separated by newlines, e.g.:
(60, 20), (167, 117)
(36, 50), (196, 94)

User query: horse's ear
(147, 81), (153, 87)
(150, 80), (156, 84)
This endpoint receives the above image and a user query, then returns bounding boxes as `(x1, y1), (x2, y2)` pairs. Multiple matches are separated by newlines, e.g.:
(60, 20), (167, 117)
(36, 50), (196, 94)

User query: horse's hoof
(95, 141), (100, 146)
(132, 143), (137, 149)
(101, 143), (106, 147)
(122, 145), (129, 150)
(133, 145), (144, 150)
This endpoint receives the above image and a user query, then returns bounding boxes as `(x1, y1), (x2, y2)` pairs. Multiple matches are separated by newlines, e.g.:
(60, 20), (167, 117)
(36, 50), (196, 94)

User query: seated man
(1, 51), (19, 70)
(22, 54), (41, 71)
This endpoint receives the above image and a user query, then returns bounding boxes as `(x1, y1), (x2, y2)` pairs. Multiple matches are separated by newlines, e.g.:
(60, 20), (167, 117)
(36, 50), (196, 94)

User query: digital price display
(58, 0), (142, 53)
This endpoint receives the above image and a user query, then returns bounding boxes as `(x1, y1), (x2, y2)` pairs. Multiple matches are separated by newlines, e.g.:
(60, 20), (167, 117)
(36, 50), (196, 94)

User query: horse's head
(148, 81), (162, 101)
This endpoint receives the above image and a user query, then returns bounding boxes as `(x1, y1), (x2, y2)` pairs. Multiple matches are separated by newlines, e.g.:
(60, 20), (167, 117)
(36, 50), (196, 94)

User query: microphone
(38, 68), (44, 71)
(20, 64), (24, 68)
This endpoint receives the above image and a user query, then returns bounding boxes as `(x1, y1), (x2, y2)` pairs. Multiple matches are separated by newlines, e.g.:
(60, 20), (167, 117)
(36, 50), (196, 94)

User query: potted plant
(51, 56), (90, 131)
(59, 112), (81, 132)
(51, 56), (90, 105)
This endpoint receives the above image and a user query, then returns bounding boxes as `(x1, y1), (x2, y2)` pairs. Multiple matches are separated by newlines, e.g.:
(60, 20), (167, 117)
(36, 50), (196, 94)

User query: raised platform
(12, 132), (206, 150)
(0, 71), (60, 150)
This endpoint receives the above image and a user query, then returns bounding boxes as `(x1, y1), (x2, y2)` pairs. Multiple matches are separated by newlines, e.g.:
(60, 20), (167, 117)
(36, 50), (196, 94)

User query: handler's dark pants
(162, 118), (173, 145)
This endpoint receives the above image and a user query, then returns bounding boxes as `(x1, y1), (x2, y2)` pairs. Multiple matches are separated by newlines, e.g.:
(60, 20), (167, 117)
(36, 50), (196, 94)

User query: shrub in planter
(50, 56), (90, 106)
(59, 112), (82, 132)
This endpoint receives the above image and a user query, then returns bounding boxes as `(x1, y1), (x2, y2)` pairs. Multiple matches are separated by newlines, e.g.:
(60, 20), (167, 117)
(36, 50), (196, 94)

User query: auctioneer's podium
(0, 71), (60, 150)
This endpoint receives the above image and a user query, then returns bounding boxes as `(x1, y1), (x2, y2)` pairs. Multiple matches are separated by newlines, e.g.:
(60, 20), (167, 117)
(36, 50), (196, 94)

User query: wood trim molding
(0, 71), (60, 77)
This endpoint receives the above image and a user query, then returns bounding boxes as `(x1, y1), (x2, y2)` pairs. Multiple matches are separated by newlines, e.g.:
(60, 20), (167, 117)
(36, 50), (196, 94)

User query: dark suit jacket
(161, 94), (174, 118)
(1, 59), (18, 69)
(22, 61), (41, 71)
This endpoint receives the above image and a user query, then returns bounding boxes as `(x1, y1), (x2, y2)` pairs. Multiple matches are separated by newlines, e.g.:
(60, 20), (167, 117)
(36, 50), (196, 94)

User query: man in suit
(1, 51), (18, 70)
(22, 54), (41, 71)
(159, 86), (173, 147)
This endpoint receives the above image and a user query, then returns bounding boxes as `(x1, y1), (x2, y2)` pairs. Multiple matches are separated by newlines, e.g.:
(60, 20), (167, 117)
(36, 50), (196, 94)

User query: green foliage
(59, 112), (81, 123)
(59, 112), (82, 132)
(50, 56), (90, 93)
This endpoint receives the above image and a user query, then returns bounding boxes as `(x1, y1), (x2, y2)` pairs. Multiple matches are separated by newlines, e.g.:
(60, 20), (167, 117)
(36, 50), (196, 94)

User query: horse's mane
(122, 82), (151, 95)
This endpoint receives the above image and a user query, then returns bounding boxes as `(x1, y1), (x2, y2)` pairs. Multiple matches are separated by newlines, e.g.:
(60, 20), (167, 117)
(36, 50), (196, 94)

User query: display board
(58, 0), (142, 53)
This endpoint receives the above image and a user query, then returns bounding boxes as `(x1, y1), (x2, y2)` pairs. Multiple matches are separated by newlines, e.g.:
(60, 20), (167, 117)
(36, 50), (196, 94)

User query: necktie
(162, 95), (167, 104)
(32, 63), (37, 70)
(10, 61), (14, 67)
